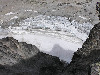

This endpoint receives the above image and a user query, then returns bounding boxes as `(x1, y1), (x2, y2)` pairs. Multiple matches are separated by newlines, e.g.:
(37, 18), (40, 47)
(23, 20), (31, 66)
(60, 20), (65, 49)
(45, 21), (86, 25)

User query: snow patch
(5, 12), (15, 16)
(10, 16), (18, 20)
(34, 11), (38, 13)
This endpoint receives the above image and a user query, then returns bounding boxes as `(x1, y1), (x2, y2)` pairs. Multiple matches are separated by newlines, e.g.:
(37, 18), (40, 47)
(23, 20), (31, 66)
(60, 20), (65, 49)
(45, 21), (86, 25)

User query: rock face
(63, 22), (100, 75)
(0, 37), (66, 75)
(0, 37), (39, 65)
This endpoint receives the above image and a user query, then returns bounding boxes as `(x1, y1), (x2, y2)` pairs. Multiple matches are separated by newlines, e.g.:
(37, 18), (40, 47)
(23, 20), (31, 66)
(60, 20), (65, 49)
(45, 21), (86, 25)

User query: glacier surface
(0, 15), (93, 63)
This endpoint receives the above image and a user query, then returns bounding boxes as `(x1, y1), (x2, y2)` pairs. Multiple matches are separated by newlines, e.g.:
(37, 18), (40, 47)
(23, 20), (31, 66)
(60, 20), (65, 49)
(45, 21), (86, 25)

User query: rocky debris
(0, 17), (26, 29)
(0, 0), (99, 25)
(63, 22), (100, 75)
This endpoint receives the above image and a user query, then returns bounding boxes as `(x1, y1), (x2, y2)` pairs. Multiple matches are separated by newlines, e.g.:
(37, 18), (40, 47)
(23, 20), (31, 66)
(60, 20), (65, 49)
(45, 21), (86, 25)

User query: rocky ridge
(0, 37), (66, 75)
(63, 22), (100, 75)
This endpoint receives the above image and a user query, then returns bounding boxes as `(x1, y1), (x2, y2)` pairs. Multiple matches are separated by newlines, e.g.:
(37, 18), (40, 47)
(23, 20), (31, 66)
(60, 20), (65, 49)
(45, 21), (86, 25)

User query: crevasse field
(0, 15), (93, 63)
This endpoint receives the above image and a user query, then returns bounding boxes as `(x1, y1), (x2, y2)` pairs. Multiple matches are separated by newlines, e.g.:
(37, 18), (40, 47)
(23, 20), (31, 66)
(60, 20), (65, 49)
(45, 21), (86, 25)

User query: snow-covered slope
(1, 15), (93, 63)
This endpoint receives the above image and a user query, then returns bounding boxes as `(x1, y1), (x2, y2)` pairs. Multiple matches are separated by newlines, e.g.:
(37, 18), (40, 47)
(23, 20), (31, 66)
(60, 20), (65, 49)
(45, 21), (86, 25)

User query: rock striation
(63, 22), (100, 75)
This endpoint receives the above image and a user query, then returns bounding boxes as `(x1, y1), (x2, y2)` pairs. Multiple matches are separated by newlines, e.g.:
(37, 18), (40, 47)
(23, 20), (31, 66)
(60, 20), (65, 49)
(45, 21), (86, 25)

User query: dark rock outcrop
(0, 37), (66, 75)
(63, 22), (100, 75)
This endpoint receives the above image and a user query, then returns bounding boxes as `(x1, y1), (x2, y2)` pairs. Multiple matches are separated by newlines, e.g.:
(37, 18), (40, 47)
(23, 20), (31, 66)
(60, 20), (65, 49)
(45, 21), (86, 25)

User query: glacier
(0, 15), (93, 63)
